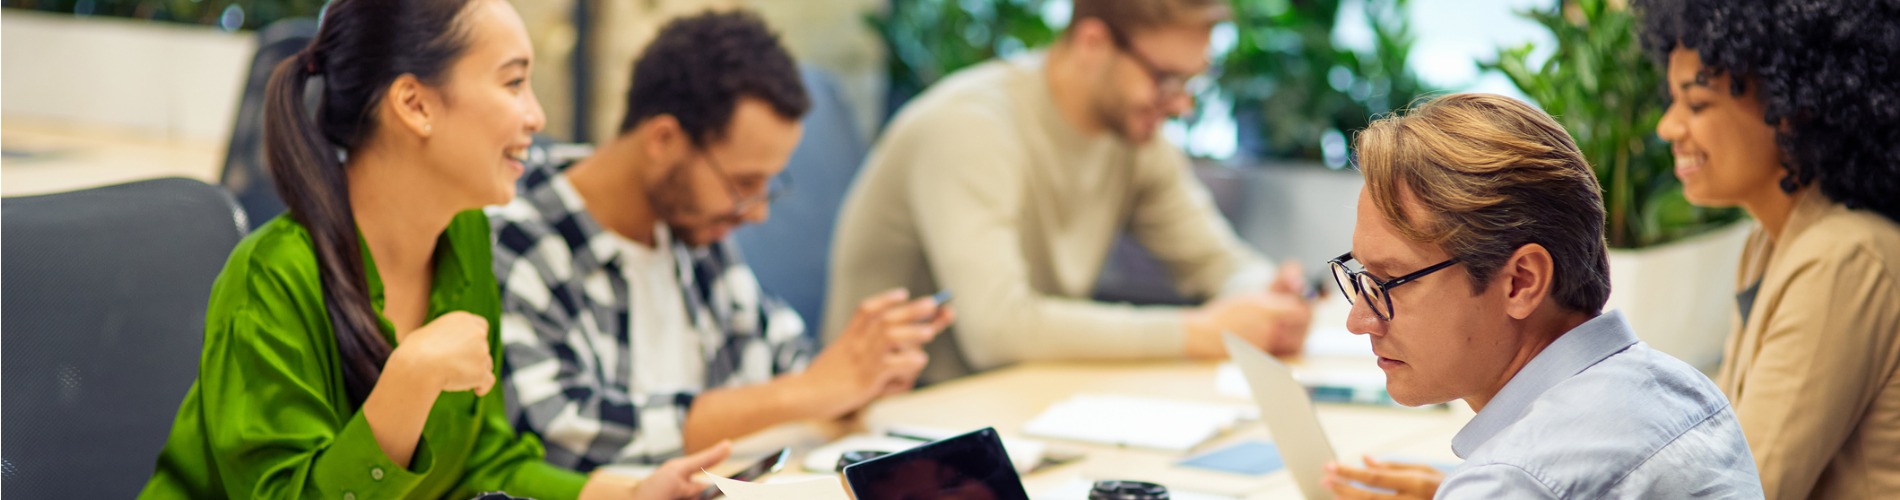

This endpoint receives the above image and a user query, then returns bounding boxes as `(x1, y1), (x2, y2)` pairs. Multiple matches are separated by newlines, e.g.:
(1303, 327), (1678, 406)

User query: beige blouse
(1718, 187), (1900, 499)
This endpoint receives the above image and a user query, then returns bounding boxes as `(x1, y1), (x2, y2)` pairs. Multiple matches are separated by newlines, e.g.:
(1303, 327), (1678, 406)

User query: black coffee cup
(1088, 480), (1169, 500)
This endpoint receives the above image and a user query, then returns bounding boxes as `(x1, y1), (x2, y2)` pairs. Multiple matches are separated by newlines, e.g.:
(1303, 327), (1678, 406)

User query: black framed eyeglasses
(1106, 29), (1212, 105)
(1328, 252), (1460, 321)
(693, 148), (791, 220)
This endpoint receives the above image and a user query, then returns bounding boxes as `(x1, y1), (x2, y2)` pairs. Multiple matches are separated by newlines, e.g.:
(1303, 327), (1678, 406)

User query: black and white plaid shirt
(488, 164), (813, 471)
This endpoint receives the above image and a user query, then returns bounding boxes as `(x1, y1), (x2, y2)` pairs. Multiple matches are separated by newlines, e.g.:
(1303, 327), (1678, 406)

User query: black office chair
(731, 67), (870, 336)
(1, 178), (247, 498)
(222, 18), (317, 229)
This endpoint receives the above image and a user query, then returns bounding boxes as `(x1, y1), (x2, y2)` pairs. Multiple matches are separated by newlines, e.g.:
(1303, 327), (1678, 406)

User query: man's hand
(1185, 261), (1316, 359)
(577, 441), (735, 500)
(801, 289), (954, 418)
(1268, 260), (1311, 298)
(1322, 456), (1444, 500)
(1185, 296), (1312, 359)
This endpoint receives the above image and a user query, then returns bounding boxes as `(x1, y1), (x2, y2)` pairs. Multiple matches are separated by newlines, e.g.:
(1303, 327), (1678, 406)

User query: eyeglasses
(689, 148), (791, 220)
(1107, 30), (1212, 104)
(1328, 252), (1460, 321)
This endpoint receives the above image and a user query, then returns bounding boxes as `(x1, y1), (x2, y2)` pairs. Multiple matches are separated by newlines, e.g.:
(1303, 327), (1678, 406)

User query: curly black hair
(619, 10), (809, 145)
(1635, 0), (1900, 223)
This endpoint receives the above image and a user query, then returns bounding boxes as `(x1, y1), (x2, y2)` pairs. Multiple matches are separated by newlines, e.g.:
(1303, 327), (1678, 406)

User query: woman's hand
(1322, 455), (1444, 499)
(388, 311), (496, 395)
(364, 311), (496, 467)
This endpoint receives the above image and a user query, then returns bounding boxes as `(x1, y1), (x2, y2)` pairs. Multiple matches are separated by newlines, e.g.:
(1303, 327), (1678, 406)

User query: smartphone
(928, 289), (954, 321)
(1305, 272), (1330, 301)
(695, 447), (791, 500)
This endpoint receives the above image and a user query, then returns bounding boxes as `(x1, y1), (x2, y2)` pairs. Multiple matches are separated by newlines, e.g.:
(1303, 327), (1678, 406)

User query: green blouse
(139, 211), (585, 499)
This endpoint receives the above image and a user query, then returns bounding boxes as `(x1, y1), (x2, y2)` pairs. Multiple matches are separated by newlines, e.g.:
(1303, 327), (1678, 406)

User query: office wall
(1, 10), (254, 142)
(512, 0), (584, 141)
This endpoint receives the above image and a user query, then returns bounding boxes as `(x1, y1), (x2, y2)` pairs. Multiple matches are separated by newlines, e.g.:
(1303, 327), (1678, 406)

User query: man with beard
(488, 11), (951, 471)
(826, 0), (1313, 384)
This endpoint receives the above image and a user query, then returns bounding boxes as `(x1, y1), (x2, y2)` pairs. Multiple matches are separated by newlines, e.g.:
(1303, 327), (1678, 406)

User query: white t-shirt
(606, 223), (706, 408)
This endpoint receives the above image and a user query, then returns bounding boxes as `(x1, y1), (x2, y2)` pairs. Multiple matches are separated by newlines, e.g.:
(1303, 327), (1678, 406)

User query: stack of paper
(1023, 394), (1247, 452)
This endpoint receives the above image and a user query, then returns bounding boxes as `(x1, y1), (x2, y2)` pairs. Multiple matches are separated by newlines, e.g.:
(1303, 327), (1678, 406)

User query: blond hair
(1069, 0), (1230, 38)
(1356, 93), (1611, 313)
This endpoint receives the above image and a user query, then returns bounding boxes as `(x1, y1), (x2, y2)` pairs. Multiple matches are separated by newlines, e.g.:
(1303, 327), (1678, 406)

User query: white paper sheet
(705, 471), (850, 500)
(1022, 394), (1248, 452)
(1303, 327), (1377, 357)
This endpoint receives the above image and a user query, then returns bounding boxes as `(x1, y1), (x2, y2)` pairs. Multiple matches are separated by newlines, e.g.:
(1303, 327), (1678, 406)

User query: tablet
(841, 427), (1029, 500)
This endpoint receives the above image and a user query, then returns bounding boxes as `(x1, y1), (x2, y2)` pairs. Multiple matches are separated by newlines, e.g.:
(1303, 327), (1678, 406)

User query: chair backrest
(731, 66), (868, 335)
(2, 178), (247, 498)
(221, 18), (318, 230)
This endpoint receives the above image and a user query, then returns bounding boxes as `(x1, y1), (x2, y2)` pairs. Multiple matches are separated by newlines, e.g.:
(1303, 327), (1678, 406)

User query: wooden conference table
(627, 302), (1476, 499)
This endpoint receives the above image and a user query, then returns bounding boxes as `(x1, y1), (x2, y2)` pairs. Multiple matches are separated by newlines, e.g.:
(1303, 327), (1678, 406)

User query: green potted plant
(1483, 0), (1747, 370)
(864, 0), (1057, 121)
(4, 0), (326, 30)
(864, 0), (1430, 169)
(1219, 0), (1429, 166)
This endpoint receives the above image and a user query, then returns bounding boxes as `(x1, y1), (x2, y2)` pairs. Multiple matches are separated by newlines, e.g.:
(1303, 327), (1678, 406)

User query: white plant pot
(1604, 221), (1753, 373)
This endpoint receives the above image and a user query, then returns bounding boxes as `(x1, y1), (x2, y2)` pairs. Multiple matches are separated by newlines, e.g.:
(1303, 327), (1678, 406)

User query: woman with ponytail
(139, 1), (728, 498)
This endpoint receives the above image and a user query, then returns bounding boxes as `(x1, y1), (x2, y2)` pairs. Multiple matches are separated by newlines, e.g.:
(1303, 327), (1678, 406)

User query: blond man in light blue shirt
(1320, 93), (1761, 499)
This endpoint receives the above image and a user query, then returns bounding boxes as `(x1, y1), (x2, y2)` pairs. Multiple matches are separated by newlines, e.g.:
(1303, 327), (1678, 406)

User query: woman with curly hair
(1638, 0), (1900, 498)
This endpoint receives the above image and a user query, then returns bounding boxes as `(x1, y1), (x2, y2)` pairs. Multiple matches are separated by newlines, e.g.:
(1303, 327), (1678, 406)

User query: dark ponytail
(260, 0), (476, 408)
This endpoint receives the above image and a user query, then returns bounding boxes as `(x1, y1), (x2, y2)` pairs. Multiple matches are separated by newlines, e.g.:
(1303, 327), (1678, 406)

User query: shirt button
(371, 467), (384, 481)
(344, 493), (356, 500)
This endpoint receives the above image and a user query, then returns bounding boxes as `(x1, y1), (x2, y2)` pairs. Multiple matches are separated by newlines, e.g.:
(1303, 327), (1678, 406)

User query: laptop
(1223, 332), (1341, 500)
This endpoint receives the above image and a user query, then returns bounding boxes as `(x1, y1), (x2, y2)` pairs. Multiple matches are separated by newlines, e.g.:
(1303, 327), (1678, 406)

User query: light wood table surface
(688, 357), (1471, 499)
(610, 299), (1478, 499)
(2, 119), (223, 197)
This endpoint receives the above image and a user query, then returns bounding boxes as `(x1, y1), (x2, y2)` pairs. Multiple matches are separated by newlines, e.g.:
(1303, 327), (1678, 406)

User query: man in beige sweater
(827, 0), (1314, 384)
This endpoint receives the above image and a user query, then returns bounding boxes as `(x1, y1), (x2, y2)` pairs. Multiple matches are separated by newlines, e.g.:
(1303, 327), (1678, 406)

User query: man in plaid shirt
(488, 11), (952, 472)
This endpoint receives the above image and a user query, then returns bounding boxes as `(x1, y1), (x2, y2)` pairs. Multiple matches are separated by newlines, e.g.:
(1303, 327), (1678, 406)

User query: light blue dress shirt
(1438, 310), (1764, 499)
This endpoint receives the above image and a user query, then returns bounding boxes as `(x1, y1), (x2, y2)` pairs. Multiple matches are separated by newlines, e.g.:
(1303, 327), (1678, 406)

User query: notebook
(1022, 393), (1248, 452)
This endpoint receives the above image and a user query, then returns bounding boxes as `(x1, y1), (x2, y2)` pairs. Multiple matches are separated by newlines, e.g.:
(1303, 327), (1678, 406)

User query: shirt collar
(1769, 186), (1833, 252)
(546, 172), (628, 270)
(1023, 52), (1123, 156)
(357, 214), (478, 340)
(1450, 309), (1640, 458)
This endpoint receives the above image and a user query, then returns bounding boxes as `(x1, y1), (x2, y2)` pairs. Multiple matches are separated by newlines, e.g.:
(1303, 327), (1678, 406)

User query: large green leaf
(1477, 0), (1741, 248)
(1219, 0), (1429, 162)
